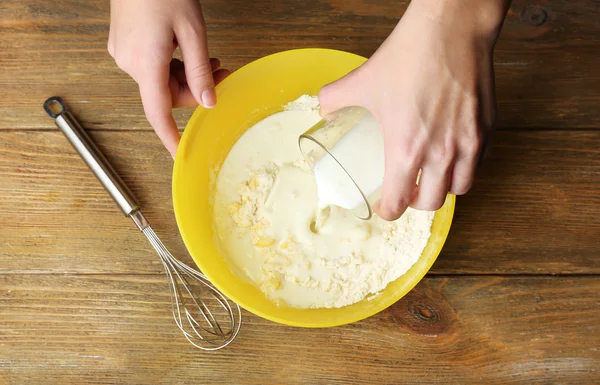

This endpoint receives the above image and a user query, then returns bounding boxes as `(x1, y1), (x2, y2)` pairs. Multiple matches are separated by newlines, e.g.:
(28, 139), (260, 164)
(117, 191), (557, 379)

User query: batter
(213, 95), (434, 309)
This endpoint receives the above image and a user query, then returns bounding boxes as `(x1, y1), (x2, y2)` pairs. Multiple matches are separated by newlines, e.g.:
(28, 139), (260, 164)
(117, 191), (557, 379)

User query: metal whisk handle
(44, 96), (140, 217)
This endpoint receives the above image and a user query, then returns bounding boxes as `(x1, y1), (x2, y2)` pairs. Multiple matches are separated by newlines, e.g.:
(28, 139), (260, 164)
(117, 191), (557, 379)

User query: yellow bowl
(173, 48), (455, 327)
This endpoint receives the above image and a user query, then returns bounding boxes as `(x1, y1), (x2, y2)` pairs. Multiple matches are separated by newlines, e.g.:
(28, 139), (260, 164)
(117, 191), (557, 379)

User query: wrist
(407, 0), (510, 44)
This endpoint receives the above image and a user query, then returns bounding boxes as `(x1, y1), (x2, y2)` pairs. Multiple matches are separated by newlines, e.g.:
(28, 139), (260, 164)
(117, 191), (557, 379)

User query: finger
(477, 128), (494, 169)
(210, 58), (221, 72)
(169, 59), (230, 108)
(170, 58), (187, 85)
(176, 25), (215, 108)
(212, 68), (231, 86)
(172, 58), (224, 85)
(169, 74), (197, 109)
(449, 152), (478, 195)
(138, 69), (180, 158)
(450, 126), (483, 194)
(318, 66), (365, 117)
(411, 165), (452, 211)
(169, 59), (196, 108)
(376, 147), (421, 221)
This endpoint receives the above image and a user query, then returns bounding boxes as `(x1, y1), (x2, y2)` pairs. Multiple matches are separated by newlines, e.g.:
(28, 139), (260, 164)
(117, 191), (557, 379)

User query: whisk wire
(169, 254), (239, 331)
(141, 225), (241, 350)
(146, 228), (230, 339)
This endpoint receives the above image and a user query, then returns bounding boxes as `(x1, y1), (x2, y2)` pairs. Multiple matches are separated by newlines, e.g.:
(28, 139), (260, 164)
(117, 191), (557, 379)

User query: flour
(213, 95), (434, 309)
(284, 94), (320, 111)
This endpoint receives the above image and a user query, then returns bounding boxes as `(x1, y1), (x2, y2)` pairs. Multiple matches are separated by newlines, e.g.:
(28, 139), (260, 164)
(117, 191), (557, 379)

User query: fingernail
(201, 87), (216, 109)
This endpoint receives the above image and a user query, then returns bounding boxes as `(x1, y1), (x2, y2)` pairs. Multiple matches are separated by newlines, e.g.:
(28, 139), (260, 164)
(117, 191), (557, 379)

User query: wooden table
(1, 0), (599, 383)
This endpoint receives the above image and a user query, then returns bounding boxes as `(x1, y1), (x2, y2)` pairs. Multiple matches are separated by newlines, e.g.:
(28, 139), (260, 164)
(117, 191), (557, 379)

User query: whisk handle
(43, 96), (140, 217)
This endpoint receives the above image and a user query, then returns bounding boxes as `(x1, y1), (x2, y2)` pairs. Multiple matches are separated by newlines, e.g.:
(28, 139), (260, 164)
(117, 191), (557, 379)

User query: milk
(313, 111), (385, 215)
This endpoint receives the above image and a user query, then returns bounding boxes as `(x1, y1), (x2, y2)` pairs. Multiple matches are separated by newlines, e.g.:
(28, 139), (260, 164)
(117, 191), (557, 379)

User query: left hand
(319, 0), (508, 220)
(107, 0), (230, 157)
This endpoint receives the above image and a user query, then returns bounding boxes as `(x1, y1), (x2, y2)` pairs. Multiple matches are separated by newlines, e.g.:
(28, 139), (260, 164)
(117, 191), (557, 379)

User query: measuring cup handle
(43, 96), (140, 217)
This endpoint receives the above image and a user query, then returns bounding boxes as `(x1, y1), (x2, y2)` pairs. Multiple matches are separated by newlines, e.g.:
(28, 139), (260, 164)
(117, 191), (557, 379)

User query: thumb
(318, 67), (365, 117)
(177, 30), (216, 109)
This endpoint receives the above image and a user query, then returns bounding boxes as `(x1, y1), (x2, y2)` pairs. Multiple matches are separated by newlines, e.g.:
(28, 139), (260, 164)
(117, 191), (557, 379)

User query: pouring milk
(300, 107), (385, 220)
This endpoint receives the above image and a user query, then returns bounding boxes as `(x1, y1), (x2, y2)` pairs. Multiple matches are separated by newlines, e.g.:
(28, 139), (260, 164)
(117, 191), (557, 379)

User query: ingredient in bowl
(213, 95), (434, 308)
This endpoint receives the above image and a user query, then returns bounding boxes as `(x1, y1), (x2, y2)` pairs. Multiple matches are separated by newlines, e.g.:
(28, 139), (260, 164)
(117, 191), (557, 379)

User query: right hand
(319, 0), (506, 221)
(108, 0), (230, 157)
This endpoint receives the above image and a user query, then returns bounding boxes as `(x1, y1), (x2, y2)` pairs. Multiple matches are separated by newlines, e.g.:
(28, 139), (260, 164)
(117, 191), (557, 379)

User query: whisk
(44, 97), (241, 350)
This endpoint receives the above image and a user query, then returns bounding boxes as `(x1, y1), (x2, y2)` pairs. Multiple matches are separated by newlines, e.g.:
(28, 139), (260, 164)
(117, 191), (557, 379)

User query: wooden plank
(1, 274), (598, 384)
(1, 130), (599, 274)
(1, 0), (600, 131)
(436, 130), (600, 274)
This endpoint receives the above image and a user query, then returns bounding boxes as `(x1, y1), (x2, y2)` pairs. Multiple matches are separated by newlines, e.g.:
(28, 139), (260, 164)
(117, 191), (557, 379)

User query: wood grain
(1, 275), (598, 384)
(1, 0), (600, 131)
(1, 130), (599, 275)
(2, 0), (600, 383)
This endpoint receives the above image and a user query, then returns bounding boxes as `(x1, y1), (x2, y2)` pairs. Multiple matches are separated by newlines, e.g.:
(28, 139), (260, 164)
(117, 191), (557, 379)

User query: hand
(108, 0), (230, 157)
(319, 0), (509, 220)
